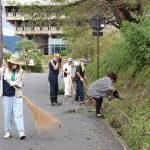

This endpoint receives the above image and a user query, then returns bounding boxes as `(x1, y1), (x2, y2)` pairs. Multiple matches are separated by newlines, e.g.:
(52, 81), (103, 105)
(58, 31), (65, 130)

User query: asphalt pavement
(0, 73), (126, 150)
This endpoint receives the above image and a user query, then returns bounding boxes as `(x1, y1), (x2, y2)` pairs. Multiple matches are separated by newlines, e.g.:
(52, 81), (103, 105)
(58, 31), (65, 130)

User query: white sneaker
(4, 132), (11, 139)
(96, 114), (101, 118)
(19, 132), (26, 140)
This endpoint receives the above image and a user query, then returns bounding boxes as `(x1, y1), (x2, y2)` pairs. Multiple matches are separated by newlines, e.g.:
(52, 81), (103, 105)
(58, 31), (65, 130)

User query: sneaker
(4, 132), (11, 139)
(51, 102), (62, 106)
(19, 132), (26, 140)
(65, 95), (72, 98)
(79, 101), (85, 104)
(96, 114), (101, 118)
(74, 100), (79, 104)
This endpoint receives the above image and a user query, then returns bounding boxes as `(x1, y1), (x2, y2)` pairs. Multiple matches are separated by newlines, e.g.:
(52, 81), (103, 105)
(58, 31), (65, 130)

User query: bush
(60, 50), (68, 56)
(21, 57), (44, 73)
(121, 17), (150, 70)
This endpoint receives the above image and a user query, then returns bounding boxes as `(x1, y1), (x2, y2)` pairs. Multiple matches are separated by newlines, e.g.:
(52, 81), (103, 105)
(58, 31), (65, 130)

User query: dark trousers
(49, 75), (58, 97)
(93, 97), (103, 114)
(75, 79), (84, 101)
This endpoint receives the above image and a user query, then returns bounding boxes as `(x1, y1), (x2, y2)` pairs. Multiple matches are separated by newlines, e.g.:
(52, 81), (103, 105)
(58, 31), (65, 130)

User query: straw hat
(7, 54), (24, 65)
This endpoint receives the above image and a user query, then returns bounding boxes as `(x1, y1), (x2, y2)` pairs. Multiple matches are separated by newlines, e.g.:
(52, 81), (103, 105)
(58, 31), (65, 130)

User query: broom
(13, 86), (61, 133)
(3, 67), (61, 133)
(3, 72), (61, 133)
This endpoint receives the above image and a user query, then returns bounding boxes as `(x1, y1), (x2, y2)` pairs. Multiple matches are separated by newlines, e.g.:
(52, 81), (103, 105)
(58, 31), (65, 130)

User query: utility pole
(0, 0), (3, 66)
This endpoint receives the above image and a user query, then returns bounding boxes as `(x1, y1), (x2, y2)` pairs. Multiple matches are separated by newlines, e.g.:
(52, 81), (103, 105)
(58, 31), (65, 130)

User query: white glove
(9, 81), (16, 86)
(80, 77), (84, 82)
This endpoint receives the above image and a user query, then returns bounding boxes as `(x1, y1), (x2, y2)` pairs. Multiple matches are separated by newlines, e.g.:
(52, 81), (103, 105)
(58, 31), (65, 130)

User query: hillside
(3, 35), (22, 52)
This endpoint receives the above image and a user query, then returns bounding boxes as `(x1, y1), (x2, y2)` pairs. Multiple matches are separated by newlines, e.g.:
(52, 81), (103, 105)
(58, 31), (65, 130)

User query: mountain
(3, 35), (22, 53)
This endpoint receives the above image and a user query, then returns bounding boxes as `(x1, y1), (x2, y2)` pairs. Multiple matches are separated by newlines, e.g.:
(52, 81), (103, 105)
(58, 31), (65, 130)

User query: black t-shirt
(74, 65), (85, 80)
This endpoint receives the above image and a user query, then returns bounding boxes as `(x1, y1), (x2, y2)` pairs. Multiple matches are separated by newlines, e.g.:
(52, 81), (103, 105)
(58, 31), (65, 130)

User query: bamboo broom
(3, 68), (60, 133)
(13, 86), (61, 133)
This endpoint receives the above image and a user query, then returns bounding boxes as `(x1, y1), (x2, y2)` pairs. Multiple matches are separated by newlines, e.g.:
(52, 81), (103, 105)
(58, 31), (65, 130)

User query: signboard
(93, 31), (103, 36)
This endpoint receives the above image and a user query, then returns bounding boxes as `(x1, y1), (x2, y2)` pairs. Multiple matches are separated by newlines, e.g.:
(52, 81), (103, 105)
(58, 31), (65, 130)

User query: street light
(90, 15), (105, 79)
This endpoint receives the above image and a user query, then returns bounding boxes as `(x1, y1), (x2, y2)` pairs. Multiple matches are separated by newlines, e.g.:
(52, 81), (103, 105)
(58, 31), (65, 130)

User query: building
(4, 3), (68, 55)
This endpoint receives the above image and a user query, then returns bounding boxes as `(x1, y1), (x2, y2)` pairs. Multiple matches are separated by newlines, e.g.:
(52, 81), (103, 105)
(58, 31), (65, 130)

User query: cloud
(3, 17), (15, 36)
(3, 28), (15, 36)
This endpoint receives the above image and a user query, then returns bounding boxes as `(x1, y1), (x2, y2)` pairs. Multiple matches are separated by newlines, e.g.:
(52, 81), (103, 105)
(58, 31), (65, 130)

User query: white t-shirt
(63, 63), (73, 77)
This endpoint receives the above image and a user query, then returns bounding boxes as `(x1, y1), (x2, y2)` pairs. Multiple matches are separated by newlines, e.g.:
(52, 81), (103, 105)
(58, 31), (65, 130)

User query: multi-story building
(4, 4), (68, 55)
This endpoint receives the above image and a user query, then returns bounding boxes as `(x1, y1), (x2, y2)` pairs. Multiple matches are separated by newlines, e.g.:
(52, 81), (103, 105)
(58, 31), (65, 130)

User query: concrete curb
(102, 119), (130, 150)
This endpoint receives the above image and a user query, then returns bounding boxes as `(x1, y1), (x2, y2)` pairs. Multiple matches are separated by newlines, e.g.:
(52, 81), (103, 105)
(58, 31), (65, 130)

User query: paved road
(0, 73), (125, 150)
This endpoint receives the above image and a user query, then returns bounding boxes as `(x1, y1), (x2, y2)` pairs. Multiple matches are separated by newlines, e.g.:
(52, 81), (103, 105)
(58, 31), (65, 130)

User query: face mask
(12, 64), (17, 69)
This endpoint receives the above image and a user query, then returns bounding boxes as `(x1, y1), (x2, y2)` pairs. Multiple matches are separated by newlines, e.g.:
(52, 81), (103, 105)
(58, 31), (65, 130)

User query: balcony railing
(16, 26), (63, 35)
(6, 12), (59, 21)
(6, 12), (24, 20)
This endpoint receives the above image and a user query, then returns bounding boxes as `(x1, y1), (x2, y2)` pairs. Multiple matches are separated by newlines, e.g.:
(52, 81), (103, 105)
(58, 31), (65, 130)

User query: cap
(68, 58), (73, 62)
(81, 58), (89, 64)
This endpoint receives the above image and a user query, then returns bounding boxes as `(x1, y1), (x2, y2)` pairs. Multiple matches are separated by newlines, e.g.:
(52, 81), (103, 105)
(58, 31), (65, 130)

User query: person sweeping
(0, 54), (60, 139)
(0, 54), (26, 139)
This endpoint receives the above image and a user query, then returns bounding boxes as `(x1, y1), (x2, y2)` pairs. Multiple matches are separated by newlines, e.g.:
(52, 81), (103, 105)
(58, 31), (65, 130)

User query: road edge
(102, 119), (130, 150)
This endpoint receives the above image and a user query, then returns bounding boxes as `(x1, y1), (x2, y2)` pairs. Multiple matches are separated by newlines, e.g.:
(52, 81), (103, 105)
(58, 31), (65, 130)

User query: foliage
(60, 50), (68, 56)
(15, 39), (41, 71)
(121, 17), (150, 70)
(52, 0), (149, 28)
(99, 16), (150, 76)
(3, 53), (11, 62)
(3, 44), (8, 49)
(22, 57), (44, 73)
(16, 39), (36, 52)
(30, 57), (44, 73)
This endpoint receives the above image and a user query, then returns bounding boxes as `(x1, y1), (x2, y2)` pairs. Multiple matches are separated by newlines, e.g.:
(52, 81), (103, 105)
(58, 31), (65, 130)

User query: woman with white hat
(63, 58), (74, 98)
(0, 54), (26, 139)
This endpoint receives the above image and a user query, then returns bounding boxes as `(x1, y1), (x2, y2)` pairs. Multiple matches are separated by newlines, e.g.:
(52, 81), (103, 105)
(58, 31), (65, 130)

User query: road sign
(93, 31), (103, 36)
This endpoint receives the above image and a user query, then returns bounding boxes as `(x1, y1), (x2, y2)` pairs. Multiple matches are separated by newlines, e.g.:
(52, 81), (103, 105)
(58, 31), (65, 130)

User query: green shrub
(21, 57), (44, 73)
(60, 50), (68, 56)
(121, 17), (150, 70)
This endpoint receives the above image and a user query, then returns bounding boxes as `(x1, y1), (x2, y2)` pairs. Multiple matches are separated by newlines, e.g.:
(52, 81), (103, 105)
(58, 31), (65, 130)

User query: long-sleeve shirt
(87, 77), (113, 98)
(0, 66), (25, 97)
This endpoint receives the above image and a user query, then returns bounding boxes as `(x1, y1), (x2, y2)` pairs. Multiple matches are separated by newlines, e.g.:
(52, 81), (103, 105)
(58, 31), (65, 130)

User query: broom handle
(12, 85), (24, 97)
(3, 73), (24, 97)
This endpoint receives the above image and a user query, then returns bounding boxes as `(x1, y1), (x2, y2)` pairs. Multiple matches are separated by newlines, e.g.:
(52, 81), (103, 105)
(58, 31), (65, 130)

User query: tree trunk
(0, 0), (3, 66)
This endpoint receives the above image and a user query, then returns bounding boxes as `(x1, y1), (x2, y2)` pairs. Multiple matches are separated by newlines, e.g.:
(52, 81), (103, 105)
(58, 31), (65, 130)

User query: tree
(16, 39), (39, 71)
(14, 0), (150, 42)
(8, 0), (150, 59)
(15, 0), (150, 29)
(3, 44), (8, 49)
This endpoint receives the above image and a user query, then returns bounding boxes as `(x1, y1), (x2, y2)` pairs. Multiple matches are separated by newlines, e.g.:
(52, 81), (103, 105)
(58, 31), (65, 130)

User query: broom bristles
(23, 96), (60, 133)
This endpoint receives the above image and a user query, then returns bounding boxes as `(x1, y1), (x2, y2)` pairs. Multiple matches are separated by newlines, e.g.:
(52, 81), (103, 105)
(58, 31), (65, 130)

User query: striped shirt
(87, 77), (113, 98)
